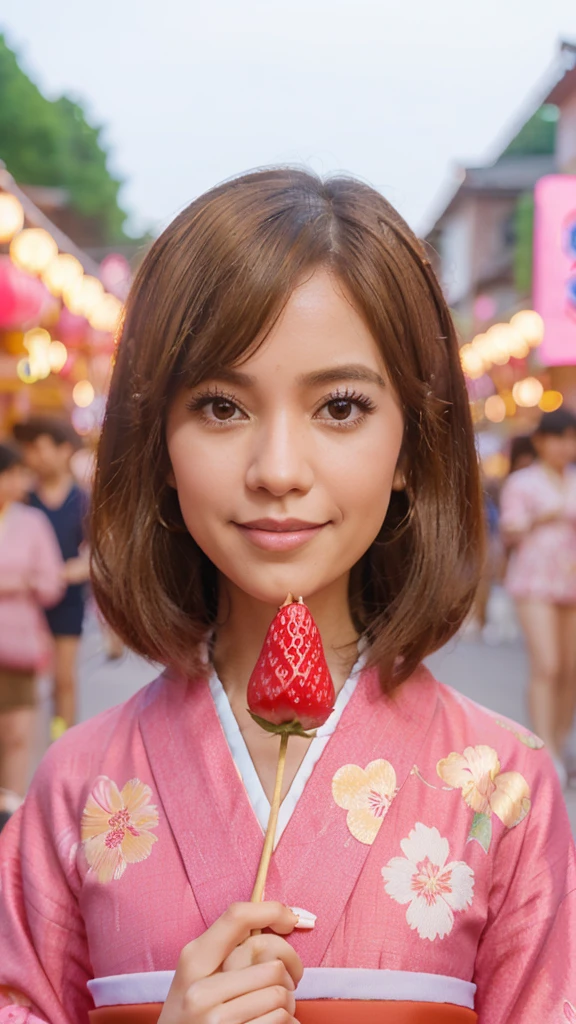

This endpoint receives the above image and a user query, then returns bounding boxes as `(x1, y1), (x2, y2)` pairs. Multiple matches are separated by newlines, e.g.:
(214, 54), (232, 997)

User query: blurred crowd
(474, 408), (576, 785)
(0, 416), (122, 829)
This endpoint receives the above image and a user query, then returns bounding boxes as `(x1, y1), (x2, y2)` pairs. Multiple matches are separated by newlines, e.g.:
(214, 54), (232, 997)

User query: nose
(245, 411), (314, 497)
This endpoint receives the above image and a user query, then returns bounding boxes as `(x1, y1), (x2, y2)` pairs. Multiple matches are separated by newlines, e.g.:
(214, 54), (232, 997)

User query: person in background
(0, 443), (64, 828)
(13, 417), (90, 735)
(500, 408), (576, 784)
(508, 434), (536, 474)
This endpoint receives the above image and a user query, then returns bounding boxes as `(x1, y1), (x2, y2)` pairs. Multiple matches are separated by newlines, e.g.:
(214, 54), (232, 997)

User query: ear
(166, 467), (177, 489)
(391, 464), (406, 492)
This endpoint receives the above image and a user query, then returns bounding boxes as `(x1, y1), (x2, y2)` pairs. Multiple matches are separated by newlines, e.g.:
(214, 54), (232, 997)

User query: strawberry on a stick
(248, 594), (335, 902)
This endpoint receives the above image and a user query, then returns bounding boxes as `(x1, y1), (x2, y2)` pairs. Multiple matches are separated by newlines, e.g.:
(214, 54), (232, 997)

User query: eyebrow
(204, 363), (387, 390)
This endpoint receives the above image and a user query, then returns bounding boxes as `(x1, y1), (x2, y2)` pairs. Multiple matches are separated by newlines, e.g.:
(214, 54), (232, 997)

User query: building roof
(425, 40), (575, 238)
(426, 155), (555, 234)
(0, 166), (101, 277)
(545, 41), (576, 105)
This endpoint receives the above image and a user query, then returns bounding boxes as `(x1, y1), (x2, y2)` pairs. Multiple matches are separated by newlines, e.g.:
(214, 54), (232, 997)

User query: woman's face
(166, 269), (405, 608)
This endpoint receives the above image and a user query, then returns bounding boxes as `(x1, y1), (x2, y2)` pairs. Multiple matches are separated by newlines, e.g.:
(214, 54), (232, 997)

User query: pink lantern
(0, 256), (48, 328)
(55, 306), (89, 347)
(99, 253), (131, 300)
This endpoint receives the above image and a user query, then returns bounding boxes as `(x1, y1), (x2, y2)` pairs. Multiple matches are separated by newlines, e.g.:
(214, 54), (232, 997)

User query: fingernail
(289, 906), (317, 929)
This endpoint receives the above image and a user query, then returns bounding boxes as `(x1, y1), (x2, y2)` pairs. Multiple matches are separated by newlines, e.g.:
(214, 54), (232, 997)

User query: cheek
(168, 432), (233, 522)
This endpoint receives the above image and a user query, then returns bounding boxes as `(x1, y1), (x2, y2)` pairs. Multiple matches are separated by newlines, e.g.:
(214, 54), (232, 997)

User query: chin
(227, 566), (344, 607)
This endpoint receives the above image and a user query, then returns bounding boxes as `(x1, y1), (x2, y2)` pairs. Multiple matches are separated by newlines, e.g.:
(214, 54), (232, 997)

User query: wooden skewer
(251, 732), (289, 906)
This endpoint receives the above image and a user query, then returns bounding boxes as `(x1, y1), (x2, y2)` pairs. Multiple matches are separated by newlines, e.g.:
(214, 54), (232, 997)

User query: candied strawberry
(247, 595), (335, 736)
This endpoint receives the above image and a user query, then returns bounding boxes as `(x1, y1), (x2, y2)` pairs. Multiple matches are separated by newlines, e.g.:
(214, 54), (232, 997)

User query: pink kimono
(0, 662), (575, 1023)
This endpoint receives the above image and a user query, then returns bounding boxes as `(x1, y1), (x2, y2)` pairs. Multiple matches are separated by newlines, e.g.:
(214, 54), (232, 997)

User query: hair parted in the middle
(91, 167), (484, 687)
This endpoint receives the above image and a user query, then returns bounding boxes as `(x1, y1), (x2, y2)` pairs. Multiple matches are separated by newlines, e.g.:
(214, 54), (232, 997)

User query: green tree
(0, 34), (128, 243)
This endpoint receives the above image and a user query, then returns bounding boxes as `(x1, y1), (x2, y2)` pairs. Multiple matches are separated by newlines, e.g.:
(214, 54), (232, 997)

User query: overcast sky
(2, 0), (576, 238)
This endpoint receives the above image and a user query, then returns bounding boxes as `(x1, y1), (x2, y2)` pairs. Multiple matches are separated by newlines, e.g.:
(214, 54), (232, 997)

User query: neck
(540, 458), (565, 477)
(212, 575), (359, 701)
(38, 471), (73, 492)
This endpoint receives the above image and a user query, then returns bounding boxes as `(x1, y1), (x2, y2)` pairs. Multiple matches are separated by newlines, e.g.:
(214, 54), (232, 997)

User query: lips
(233, 518), (328, 552)
(239, 518), (324, 532)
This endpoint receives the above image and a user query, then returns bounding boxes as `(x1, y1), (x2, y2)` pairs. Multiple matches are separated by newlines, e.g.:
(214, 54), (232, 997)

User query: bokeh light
(512, 377), (544, 408)
(63, 275), (104, 318)
(484, 324), (511, 365)
(484, 395), (507, 423)
(0, 194), (25, 243)
(88, 293), (123, 333)
(460, 344), (485, 379)
(72, 379), (95, 407)
(509, 310), (545, 348)
(10, 228), (58, 275)
(48, 340), (68, 373)
(538, 389), (563, 412)
(16, 358), (38, 384)
(42, 253), (84, 297)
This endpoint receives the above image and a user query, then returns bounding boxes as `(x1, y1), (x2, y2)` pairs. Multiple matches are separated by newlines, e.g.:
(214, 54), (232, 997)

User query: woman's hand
(158, 901), (303, 1024)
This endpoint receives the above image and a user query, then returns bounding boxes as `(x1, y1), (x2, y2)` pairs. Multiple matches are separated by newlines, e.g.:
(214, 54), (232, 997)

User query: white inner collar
(208, 650), (366, 848)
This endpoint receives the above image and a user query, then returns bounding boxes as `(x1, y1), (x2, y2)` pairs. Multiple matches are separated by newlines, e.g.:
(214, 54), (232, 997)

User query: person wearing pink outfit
(0, 443), (64, 814)
(0, 169), (575, 1024)
(500, 409), (576, 777)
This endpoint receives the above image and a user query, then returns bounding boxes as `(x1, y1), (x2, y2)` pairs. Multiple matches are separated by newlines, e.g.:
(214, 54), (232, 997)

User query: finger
(183, 961), (295, 1015)
(222, 935), (303, 988)
(236, 1008), (297, 1024)
(217, 983), (296, 1024)
(179, 902), (298, 984)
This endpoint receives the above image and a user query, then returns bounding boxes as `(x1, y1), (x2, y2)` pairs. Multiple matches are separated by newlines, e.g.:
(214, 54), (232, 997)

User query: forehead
(237, 269), (386, 376)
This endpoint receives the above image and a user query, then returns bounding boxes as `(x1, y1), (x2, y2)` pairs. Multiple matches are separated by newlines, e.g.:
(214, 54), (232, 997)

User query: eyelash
(185, 386), (377, 429)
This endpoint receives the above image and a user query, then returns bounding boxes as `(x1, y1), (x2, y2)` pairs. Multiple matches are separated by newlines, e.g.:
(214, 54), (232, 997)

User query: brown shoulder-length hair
(91, 167), (484, 688)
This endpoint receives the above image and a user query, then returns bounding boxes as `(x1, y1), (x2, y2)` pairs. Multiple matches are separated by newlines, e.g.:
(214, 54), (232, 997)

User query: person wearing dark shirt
(13, 417), (90, 733)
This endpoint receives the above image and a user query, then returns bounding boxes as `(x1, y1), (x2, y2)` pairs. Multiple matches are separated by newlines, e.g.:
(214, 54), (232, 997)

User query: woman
(0, 169), (574, 1024)
(0, 442), (64, 818)
(500, 408), (576, 781)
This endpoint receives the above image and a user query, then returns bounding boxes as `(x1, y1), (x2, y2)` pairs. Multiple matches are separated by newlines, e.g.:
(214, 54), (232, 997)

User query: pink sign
(533, 175), (576, 366)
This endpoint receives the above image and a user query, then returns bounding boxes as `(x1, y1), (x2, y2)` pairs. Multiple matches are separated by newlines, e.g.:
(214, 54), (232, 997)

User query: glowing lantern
(512, 377), (544, 408)
(460, 344), (485, 379)
(510, 310), (545, 348)
(73, 380), (95, 407)
(88, 293), (123, 333)
(0, 257), (47, 328)
(484, 395), (507, 423)
(484, 324), (511, 365)
(42, 253), (83, 297)
(538, 390), (563, 412)
(23, 327), (51, 353)
(0, 194), (25, 243)
(63, 275), (104, 318)
(48, 340), (68, 373)
(16, 358), (38, 384)
(10, 229), (58, 275)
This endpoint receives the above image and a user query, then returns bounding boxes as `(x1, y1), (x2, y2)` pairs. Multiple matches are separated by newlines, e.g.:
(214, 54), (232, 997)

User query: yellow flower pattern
(332, 759), (397, 845)
(436, 745), (530, 852)
(81, 776), (159, 883)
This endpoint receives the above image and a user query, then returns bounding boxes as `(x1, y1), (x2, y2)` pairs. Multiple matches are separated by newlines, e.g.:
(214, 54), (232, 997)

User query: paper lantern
(0, 194), (25, 243)
(10, 228), (58, 275)
(0, 257), (48, 328)
(42, 253), (83, 297)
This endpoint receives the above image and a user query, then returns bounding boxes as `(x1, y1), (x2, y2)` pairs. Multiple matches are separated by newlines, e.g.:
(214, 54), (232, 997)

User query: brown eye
(211, 398), (237, 420)
(327, 399), (353, 420)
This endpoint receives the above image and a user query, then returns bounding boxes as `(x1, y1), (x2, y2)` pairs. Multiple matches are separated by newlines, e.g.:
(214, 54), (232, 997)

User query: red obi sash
(90, 1002), (477, 1023)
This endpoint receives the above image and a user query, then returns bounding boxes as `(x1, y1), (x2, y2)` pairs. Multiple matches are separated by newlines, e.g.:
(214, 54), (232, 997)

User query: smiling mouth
(233, 519), (329, 551)
(238, 518), (326, 532)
